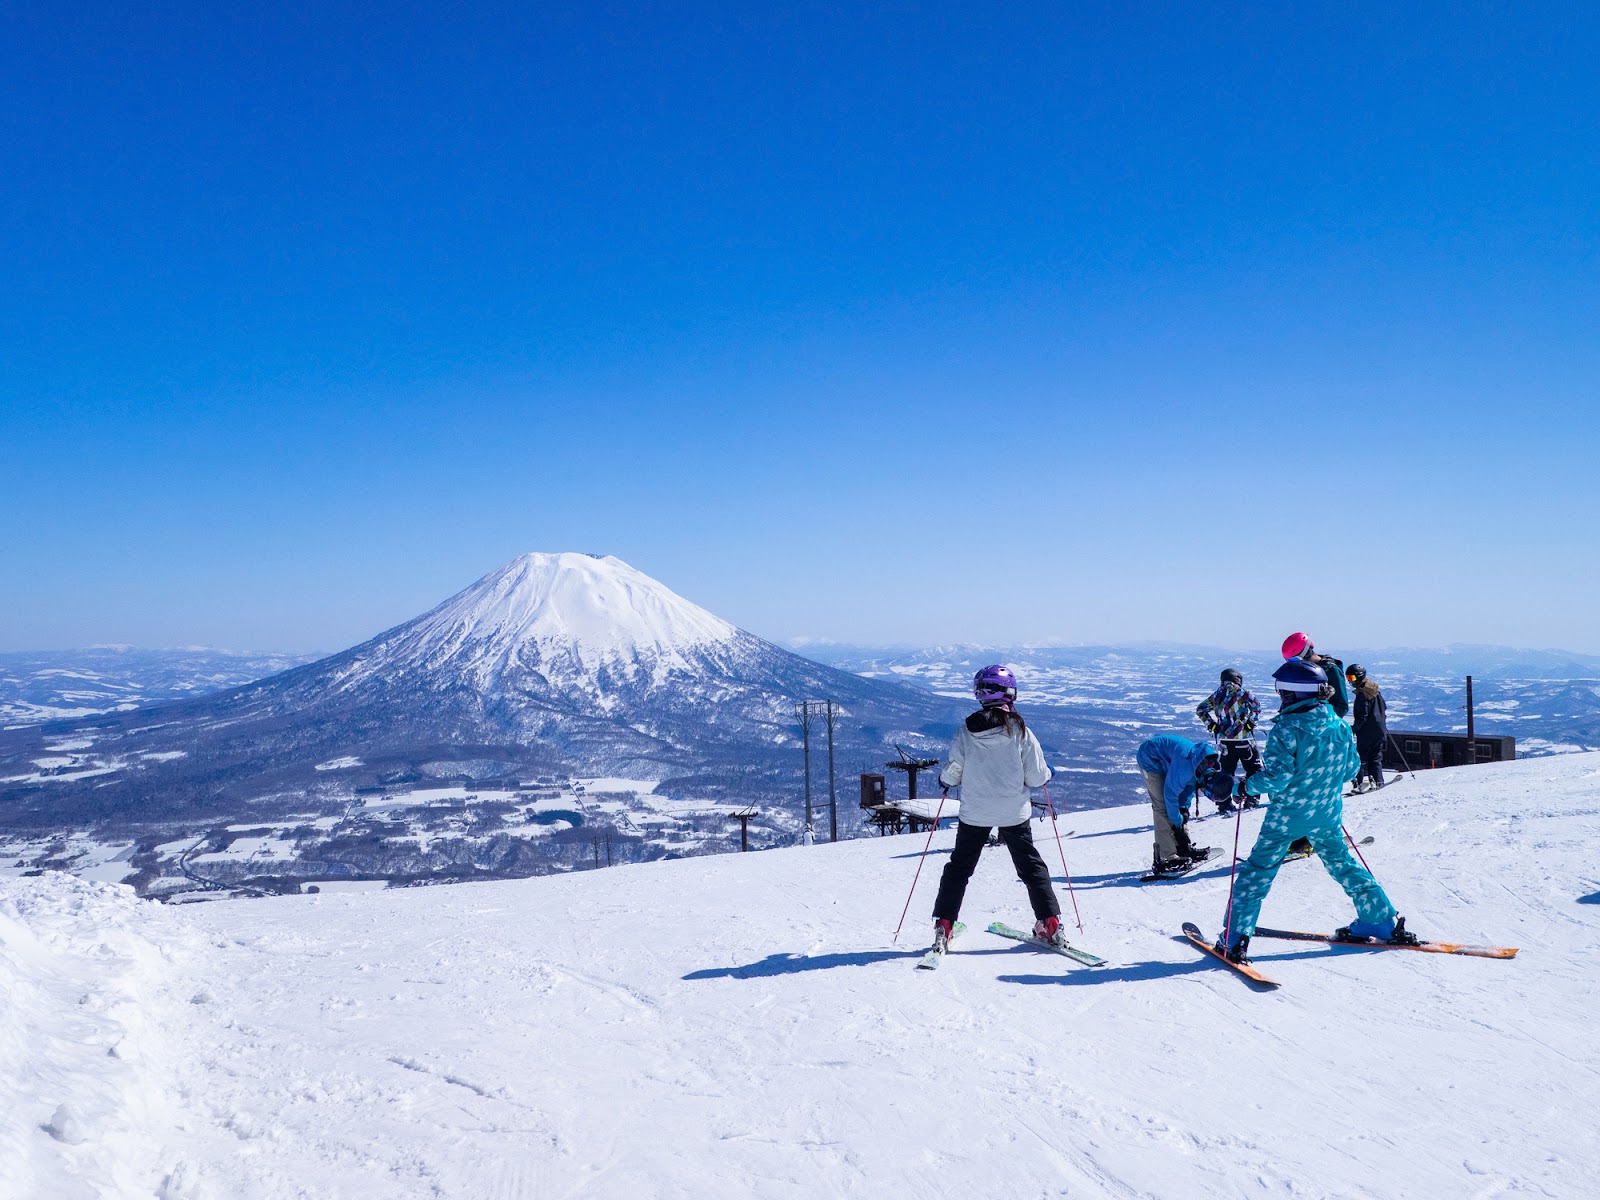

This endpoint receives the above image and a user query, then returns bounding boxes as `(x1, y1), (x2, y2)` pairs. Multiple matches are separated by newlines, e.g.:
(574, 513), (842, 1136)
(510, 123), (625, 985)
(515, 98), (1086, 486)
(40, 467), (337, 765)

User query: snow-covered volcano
(339, 553), (744, 703)
(0, 555), (974, 857)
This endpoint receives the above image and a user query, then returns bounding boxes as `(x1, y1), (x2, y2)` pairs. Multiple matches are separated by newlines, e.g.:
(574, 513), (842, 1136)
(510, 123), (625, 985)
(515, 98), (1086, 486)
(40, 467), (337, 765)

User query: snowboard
(1140, 846), (1220, 881)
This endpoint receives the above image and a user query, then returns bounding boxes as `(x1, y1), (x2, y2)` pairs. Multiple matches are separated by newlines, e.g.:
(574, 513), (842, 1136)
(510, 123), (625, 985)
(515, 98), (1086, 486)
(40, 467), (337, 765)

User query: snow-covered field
(5, 752), (1599, 1199)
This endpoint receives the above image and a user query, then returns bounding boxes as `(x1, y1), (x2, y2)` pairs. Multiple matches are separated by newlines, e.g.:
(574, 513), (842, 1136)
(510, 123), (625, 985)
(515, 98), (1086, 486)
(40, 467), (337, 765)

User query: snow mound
(0, 875), (206, 1198)
(5, 752), (1599, 1197)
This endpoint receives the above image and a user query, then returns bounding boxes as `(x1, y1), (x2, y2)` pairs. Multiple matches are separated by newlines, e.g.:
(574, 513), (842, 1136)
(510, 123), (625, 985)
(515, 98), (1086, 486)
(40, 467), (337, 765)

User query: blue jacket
(1136, 734), (1217, 826)
(1241, 698), (1361, 818)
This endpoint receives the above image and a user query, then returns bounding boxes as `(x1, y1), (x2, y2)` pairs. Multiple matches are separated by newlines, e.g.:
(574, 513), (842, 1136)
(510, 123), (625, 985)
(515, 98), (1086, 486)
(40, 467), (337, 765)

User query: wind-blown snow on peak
(347, 553), (745, 695)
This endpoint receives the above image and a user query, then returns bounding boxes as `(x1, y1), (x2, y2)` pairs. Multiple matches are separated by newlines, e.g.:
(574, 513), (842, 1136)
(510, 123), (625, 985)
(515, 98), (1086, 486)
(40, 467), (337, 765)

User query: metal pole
(798, 703), (814, 844)
(891, 791), (947, 942)
(1342, 824), (1374, 874)
(826, 700), (838, 843)
(1042, 785), (1084, 933)
(1221, 782), (1248, 953)
(1466, 675), (1476, 764)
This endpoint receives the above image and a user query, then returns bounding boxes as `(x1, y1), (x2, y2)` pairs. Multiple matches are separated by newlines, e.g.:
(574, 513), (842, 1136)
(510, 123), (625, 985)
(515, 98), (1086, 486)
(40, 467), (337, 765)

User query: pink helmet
(1281, 631), (1312, 660)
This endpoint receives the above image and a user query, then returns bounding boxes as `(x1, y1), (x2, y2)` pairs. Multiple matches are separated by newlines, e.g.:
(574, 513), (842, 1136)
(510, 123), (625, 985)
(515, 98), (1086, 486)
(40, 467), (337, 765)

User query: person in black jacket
(1346, 664), (1388, 791)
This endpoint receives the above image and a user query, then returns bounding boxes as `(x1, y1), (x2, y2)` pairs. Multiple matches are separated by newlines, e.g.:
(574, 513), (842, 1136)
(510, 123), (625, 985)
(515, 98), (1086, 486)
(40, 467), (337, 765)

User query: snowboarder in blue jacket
(1134, 734), (1218, 877)
(1215, 658), (1417, 962)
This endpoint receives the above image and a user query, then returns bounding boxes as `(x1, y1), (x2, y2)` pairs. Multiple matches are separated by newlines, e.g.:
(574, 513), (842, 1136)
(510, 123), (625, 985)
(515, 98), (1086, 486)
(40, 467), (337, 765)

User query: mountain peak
(357, 553), (743, 689)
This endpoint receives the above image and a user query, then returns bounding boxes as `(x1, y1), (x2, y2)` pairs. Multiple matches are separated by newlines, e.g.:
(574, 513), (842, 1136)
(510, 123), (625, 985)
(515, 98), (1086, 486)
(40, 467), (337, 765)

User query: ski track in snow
(5, 753), (1600, 1198)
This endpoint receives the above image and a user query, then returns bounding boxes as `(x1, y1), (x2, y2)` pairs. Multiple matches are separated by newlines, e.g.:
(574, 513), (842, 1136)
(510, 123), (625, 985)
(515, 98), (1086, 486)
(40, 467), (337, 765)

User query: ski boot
(1334, 915), (1420, 945)
(1215, 798), (1237, 816)
(1147, 853), (1191, 879)
(931, 918), (954, 953)
(1173, 827), (1210, 863)
(1033, 915), (1068, 948)
(1213, 932), (1250, 963)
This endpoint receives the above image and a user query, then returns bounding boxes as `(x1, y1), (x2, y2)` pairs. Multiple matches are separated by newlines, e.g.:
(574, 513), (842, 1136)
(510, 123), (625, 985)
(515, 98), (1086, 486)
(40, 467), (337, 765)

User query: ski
(1349, 778), (1403, 796)
(916, 921), (967, 969)
(1140, 846), (1220, 881)
(1252, 927), (1518, 959)
(1181, 922), (1281, 988)
(1267, 835), (1374, 866)
(986, 921), (1107, 967)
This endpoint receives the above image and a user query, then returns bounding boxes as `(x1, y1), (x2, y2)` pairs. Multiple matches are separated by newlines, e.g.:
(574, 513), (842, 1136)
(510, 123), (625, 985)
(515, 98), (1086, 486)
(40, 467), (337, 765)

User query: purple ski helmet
(973, 664), (1018, 707)
(1272, 657), (1328, 698)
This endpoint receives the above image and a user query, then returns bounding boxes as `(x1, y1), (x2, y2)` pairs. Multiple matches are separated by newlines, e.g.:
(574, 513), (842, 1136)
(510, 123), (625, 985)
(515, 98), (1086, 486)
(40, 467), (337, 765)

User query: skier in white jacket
(930, 665), (1063, 951)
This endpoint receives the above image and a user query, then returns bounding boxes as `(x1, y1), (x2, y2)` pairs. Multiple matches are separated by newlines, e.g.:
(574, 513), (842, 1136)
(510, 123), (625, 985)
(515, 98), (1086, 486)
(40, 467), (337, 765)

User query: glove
(1178, 806), (1190, 826)
(1235, 778), (1251, 800)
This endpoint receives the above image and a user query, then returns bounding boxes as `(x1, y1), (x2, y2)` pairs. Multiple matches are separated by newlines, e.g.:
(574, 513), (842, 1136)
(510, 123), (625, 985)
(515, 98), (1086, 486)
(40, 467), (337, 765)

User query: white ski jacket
(937, 712), (1051, 827)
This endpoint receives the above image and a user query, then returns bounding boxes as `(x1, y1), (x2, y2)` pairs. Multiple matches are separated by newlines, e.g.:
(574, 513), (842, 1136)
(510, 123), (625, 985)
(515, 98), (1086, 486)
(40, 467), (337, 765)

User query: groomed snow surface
(6, 753), (1599, 1199)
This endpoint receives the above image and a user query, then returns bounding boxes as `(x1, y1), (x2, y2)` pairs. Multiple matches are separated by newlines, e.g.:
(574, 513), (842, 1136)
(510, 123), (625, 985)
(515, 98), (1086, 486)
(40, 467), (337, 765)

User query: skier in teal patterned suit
(1215, 657), (1417, 962)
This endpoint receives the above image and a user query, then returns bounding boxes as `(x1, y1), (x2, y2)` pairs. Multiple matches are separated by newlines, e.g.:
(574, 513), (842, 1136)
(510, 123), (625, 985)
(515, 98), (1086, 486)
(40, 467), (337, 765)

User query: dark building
(1384, 732), (1516, 772)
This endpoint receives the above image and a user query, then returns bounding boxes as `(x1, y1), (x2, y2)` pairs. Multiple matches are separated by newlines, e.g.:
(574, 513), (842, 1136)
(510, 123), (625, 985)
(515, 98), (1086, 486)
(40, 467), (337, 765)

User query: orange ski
(1182, 922), (1280, 988)
(1253, 927), (1518, 959)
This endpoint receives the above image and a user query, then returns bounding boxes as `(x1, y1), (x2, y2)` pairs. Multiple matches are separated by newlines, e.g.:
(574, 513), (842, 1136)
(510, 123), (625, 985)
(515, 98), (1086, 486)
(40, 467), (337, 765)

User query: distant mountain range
(794, 640), (1600, 681)
(4, 572), (1597, 899)
(0, 555), (1001, 893)
(0, 555), (987, 822)
(0, 646), (321, 723)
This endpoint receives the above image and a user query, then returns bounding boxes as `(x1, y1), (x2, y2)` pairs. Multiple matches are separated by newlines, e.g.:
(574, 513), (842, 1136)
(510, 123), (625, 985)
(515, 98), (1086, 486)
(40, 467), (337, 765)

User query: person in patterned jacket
(1213, 657), (1416, 963)
(1195, 668), (1262, 814)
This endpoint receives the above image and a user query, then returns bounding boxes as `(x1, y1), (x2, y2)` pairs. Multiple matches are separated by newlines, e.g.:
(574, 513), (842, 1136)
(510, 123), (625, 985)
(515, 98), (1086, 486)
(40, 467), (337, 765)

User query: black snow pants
(1356, 727), (1386, 786)
(1217, 738), (1262, 788)
(932, 820), (1060, 924)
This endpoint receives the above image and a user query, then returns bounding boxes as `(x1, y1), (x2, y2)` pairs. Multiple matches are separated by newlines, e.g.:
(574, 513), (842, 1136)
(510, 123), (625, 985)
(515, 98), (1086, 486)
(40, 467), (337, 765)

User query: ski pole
(1221, 781), (1248, 954)
(1343, 823), (1374, 874)
(891, 789), (947, 943)
(1043, 784), (1084, 933)
(1386, 731), (1417, 779)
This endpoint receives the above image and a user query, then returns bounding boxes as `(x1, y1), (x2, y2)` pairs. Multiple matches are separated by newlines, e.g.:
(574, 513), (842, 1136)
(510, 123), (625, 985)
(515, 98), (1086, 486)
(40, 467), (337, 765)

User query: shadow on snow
(683, 950), (921, 979)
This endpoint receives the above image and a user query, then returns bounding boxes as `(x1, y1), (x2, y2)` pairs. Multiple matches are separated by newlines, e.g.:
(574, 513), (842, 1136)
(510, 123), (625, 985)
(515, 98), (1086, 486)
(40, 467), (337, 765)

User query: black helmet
(1346, 663), (1367, 686)
(1220, 668), (1243, 687)
(1272, 657), (1330, 701)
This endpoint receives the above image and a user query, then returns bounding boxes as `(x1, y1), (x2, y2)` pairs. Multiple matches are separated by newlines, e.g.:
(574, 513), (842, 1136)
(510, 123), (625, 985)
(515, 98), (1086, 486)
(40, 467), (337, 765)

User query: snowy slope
(6, 752), (1599, 1199)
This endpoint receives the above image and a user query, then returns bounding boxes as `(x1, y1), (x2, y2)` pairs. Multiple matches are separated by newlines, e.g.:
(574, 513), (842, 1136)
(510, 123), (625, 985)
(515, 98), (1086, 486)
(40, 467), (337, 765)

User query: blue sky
(4, 4), (1597, 654)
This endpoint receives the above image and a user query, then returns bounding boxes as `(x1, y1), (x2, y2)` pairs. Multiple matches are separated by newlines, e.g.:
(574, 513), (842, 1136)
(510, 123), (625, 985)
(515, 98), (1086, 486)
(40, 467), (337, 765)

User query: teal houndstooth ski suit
(1223, 697), (1397, 940)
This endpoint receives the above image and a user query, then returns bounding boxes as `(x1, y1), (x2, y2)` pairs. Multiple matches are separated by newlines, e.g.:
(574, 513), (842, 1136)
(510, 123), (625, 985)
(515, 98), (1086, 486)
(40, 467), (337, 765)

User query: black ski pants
(1356, 727), (1386, 786)
(932, 819), (1060, 924)
(1217, 739), (1262, 788)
